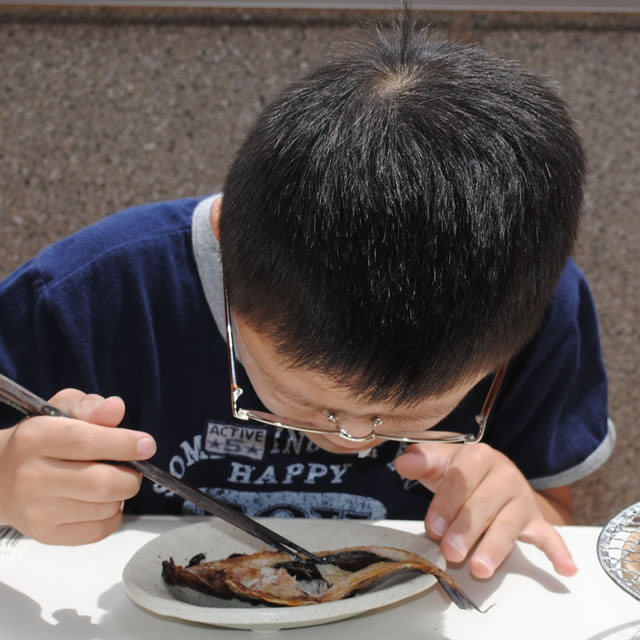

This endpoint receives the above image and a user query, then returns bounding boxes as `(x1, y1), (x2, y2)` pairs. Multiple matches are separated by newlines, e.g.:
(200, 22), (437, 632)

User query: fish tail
(434, 574), (488, 612)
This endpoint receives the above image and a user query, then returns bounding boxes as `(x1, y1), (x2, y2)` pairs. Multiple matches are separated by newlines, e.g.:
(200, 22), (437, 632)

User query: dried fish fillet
(162, 544), (484, 611)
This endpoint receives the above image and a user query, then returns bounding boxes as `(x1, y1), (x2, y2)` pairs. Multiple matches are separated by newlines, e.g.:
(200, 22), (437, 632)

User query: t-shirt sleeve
(484, 259), (614, 489)
(0, 258), (88, 427)
(0, 197), (203, 432)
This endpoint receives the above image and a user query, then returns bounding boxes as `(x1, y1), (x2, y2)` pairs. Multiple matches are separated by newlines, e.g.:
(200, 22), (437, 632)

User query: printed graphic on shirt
(152, 424), (423, 520)
(182, 487), (388, 519)
(226, 460), (352, 485)
(204, 421), (268, 460)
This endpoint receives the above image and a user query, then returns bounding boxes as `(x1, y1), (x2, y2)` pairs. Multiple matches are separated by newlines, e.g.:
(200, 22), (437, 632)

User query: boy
(0, 15), (613, 580)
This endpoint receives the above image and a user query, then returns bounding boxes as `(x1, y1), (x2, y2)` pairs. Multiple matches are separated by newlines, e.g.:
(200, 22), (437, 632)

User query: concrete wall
(1, 6), (638, 525)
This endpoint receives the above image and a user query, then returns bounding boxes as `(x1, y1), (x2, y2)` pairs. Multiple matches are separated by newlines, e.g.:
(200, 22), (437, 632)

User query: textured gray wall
(1, 7), (638, 525)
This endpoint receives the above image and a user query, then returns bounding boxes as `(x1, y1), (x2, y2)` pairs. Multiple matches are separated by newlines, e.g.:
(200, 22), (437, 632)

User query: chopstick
(0, 373), (325, 563)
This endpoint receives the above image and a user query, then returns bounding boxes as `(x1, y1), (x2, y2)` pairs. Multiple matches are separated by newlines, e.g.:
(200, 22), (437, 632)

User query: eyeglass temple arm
(223, 273), (245, 413)
(479, 364), (507, 423)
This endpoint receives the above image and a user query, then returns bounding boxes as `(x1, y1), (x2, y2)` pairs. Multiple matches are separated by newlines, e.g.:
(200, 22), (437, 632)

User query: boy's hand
(394, 442), (578, 579)
(0, 388), (156, 545)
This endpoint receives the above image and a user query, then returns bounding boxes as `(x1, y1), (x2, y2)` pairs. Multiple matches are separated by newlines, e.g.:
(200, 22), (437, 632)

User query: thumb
(394, 443), (455, 493)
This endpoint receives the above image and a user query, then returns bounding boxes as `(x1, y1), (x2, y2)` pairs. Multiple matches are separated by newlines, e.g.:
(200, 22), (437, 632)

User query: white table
(1, 517), (638, 639)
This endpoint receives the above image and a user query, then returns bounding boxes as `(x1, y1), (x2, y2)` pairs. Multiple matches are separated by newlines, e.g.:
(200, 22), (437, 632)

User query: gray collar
(191, 194), (227, 341)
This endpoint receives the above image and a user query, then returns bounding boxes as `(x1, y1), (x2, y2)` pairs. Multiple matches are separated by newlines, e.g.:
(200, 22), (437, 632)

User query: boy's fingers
(26, 389), (155, 461)
(41, 512), (125, 546)
(396, 443), (499, 541)
(49, 389), (125, 427)
(45, 459), (143, 502)
(519, 520), (578, 577)
(467, 500), (529, 579)
(84, 396), (126, 427)
(22, 418), (156, 462)
(394, 443), (456, 490)
(438, 471), (514, 564)
(425, 461), (495, 539)
(30, 497), (126, 532)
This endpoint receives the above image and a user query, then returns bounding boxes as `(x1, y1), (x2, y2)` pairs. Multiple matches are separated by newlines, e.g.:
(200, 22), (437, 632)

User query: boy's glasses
(224, 276), (506, 444)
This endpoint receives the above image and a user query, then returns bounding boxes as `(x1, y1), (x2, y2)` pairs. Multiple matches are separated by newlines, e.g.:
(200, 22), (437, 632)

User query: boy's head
(219, 14), (586, 405)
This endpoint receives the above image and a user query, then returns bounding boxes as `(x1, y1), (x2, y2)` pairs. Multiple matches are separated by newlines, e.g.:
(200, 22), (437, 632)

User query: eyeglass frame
(223, 274), (506, 444)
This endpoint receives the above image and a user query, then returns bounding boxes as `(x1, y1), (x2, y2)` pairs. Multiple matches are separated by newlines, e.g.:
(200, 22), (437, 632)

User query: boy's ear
(210, 196), (222, 242)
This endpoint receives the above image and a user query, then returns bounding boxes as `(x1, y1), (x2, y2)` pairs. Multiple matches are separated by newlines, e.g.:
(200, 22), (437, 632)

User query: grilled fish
(162, 544), (484, 611)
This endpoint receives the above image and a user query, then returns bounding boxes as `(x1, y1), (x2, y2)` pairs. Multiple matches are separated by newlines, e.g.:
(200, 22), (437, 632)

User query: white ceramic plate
(122, 518), (444, 630)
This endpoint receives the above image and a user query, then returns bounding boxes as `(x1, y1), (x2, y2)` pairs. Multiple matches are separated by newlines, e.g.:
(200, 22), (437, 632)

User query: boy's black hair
(219, 14), (586, 404)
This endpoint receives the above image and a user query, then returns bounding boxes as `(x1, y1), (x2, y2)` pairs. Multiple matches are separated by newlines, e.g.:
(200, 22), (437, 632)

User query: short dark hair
(219, 14), (586, 404)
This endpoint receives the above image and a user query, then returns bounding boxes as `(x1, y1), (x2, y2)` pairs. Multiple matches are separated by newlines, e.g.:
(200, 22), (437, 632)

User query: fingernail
(430, 516), (447, 537)
(474, 553), (495, 578)
(119, 500), (125, 512)
(137, 437), (156, 458)
(447, 534), (467, 562)
(561, 556), (578, 576)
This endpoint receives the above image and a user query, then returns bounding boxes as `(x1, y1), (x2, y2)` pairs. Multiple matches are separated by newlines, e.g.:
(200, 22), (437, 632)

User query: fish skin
(162, 544), (485, 611)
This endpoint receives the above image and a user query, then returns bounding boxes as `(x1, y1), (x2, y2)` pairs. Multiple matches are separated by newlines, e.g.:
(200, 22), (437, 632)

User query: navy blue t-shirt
(0, 197), (613, 520)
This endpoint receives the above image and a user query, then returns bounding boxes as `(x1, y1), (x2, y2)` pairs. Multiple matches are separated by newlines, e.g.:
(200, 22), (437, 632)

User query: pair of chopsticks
(0, 373), (324, 563)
